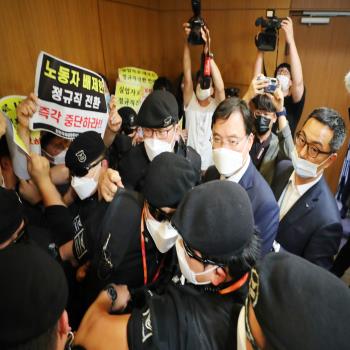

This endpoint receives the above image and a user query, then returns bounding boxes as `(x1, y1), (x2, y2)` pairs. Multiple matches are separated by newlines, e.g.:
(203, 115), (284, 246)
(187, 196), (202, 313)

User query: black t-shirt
(127, 282), (243, 350)
(76, 190), (164, 303)
(284, 87), (306, 136)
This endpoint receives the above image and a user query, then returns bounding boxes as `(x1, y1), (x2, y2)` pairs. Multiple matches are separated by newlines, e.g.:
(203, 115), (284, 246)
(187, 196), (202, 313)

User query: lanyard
(140, 206), (164, 285)
(218, 272), (249, 295)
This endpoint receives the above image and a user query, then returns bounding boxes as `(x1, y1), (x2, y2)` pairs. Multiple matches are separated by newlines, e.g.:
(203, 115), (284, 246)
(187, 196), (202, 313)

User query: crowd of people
(0, 16), (350, 350)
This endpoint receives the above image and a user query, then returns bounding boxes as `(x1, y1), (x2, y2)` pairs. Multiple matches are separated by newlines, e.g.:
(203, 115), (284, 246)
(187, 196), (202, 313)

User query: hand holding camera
(187, 0), (206, 46)
(266, 86), (284, 113)
(281, 17), (294, 45)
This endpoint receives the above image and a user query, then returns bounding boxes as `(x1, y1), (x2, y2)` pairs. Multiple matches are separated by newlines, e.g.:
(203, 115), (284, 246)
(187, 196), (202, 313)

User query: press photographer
(182, 0), (225, 172)
(253, 14), (305, 136)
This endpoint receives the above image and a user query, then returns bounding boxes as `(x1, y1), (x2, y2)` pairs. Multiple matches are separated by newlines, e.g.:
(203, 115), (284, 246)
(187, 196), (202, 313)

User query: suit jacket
(271, 160), (342, 269)
(204, 161), (279, 256)
(258, 124), (295, 186)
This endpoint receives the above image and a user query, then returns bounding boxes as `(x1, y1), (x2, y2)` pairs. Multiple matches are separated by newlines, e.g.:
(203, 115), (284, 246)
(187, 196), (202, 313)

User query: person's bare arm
(103, 95), (122, 147)
(183, 22), (194, 107)
(253, 50), (264, 78)
(242, 75), (269, 104)
(27, 153), (65, 207)
(74, 285), (131, 350)
(281, 17), (304, 102)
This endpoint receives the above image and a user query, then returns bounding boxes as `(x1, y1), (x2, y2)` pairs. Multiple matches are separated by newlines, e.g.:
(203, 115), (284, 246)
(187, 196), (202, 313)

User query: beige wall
(1, 0), (350, 191)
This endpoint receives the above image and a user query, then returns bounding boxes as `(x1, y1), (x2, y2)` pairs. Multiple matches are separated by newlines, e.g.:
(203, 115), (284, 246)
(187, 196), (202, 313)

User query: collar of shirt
(221, 156), (251, 183)
(290, 170), (323, 197)
(253, 133), (272, 148)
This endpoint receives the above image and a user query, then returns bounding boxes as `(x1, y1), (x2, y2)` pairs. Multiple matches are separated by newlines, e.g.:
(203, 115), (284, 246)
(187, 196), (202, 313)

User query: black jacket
(271, 160), (342, 269)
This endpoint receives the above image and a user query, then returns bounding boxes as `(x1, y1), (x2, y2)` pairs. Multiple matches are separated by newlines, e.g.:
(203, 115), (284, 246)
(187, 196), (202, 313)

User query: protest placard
(30, 51), (108, 140)
(115, 67), (158, 112)
(0, 95), (41, 154)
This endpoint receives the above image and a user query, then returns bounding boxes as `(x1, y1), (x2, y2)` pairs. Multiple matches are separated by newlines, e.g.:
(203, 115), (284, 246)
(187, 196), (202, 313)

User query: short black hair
(40, 132), (57, 150)
(207, 231), (260, 281)
(274, 62), (291, 78)
(153, 77), (174, 94)
(305, 107), (346, 152)
(8, 323), (57, 350)
(211, 97), (254, 135)
(251, 94), (277, 113)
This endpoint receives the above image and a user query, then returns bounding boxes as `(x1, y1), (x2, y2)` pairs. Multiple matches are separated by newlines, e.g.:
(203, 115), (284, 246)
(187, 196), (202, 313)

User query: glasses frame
(142, 125), (175, 140)
(70, 154), (105, 177)
(182, 240), (226, 268)
(295, 131), (332, 159)
(147, 202), (174, 222)
(211, 134), (248, 150)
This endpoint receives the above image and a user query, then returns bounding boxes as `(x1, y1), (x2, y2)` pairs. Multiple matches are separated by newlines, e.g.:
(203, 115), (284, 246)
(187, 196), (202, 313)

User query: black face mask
(254, 115), (271, 135)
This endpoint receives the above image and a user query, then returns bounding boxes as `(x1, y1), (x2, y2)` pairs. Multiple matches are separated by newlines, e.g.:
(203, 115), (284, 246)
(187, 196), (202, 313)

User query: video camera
(255, 9), (284, 51)
(188, 0), (206, 45)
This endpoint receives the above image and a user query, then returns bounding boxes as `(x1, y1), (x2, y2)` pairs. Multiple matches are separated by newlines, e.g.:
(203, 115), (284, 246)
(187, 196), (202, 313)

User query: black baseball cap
(0, 242), (68, 347)
(65, 131), (105, 177)
(136, 90), (178, 128)
(247, 252), (350, 350)
(172, 180), (255, 259)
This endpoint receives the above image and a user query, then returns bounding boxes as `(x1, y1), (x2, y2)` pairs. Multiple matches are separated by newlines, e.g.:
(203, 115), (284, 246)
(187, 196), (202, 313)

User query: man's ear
(58, 310), (71, 337)
(322, 153), (337, 170)
(210, 266), (227, 286)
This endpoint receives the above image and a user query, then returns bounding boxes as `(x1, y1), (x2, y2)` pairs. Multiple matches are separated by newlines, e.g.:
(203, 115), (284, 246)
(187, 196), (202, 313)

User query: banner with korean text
(30, 52), (108, 140)
(115, 67), (158, 112)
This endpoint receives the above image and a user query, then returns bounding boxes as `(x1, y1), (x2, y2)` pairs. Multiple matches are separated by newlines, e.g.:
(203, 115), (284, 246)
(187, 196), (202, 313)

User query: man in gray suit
(271, 107), (346, 269)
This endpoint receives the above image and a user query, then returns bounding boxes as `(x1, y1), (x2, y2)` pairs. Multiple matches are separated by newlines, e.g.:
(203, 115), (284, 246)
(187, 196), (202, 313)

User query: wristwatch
(104, 284), (118, 312)
(276, 107), (287, 117)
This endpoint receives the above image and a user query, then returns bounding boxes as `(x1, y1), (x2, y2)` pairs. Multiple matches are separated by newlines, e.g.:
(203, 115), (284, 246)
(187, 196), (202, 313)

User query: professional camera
(188, 0), (206, 45)
(255, 9), (283, 51)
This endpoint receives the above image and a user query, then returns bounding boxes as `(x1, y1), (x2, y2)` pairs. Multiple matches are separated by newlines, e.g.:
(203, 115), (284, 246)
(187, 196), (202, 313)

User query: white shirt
(185, 92), (217, 171)
(278, 171), (322, 220)
(221, 156), (251, 184)
(236, 307), (247, 350)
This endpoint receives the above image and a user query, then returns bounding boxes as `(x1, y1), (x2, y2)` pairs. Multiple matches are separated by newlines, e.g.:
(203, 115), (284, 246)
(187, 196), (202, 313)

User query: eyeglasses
(253, 111), (274, 119)
(142, 126), (175, 140)
(11, 226), (27, 245)
(211, 135), (248, 150)
(295, 131), (332, 159)
(245, 298), (260, 350)
(70, 154), (105, 177)
(147, 202), (174, 222)
(182, 240), (225, 267)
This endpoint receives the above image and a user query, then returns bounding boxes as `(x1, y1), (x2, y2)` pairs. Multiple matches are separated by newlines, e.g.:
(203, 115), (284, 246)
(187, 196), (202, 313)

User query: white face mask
(71, 176), (98, 200)
(144, 130), (176, 161)
(277, 74), (290, 93)
(291, 149), (329, 179)
(212, 147), (244, 178)
(145, 218), (178, 253)
(175, 237), (217, 285)
(71, 163), (101, 200)
(42, 148), (67, 165)
(196, 84), (212, 101)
